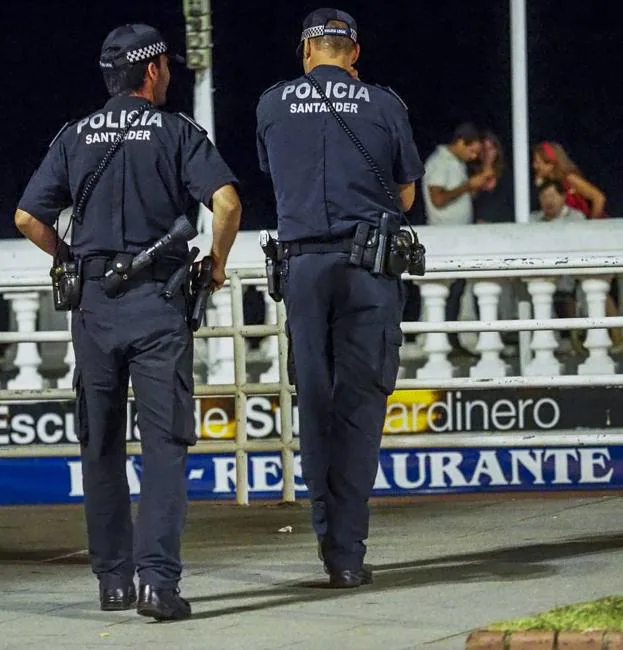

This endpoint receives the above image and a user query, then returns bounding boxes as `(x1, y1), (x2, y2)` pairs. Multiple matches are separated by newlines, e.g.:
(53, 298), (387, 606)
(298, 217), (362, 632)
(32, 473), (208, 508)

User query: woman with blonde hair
(534, 142), (620, 350)
(533, 141), (606, 218)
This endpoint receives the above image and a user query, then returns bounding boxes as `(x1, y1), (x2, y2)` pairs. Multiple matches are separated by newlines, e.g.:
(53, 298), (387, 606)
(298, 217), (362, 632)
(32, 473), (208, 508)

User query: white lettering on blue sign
(68, 458), (141, 497)
(58, 447), (615, 503)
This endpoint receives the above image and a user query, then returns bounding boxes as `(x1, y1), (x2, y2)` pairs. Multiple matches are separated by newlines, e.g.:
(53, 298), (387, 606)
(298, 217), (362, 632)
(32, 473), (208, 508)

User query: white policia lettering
(76, 110), (163, 134)
(281, 81), (370, 102)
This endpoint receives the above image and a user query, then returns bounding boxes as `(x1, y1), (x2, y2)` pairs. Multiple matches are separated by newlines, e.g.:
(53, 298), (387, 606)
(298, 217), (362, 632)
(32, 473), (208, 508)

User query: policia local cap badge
(296, 8), (358, 57)
(99, 23), (185, 69)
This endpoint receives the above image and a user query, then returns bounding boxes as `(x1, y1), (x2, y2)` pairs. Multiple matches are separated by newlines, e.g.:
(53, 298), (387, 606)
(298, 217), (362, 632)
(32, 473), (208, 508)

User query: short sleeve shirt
(423, 145), (472, 226)
(19, 95), (238, 257)
(256, 65), (424, 241)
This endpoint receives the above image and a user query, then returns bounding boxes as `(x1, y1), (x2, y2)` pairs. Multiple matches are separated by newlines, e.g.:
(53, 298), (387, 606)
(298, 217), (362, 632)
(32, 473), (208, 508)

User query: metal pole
(510, 0), (530, 224)
(184, 0), (214, 234)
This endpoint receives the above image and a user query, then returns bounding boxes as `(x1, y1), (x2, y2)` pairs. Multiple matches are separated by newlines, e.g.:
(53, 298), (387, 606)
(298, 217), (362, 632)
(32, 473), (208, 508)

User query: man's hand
(468, 171), (496, 192)
(210, 262), (227, 292)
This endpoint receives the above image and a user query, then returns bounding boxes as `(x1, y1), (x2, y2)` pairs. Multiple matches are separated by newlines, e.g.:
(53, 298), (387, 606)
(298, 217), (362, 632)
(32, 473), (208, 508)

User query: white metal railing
(2, 260), (623, 503)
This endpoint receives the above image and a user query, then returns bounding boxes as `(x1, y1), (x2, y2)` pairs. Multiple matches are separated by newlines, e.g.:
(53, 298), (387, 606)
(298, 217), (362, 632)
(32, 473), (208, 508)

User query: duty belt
(82, 256), (181, 282)
(280, 237), (353, 259)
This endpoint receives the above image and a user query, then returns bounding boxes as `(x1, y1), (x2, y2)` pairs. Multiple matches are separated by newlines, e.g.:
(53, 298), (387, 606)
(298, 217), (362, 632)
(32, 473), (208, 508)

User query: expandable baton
(259, 230), (282, 302)
(189, 256), (213, 332)
(161, 246), (200, 300)
(102, 215), (197, 297)
(371, 213), (391, 276)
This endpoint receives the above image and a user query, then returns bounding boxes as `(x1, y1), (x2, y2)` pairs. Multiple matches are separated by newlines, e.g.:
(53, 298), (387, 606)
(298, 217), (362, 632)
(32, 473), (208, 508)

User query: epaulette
(48, 119), (77, 149)
(176, 112), (207, 136)
(375, 85), (409, 111)
(261, 80), (288, 97)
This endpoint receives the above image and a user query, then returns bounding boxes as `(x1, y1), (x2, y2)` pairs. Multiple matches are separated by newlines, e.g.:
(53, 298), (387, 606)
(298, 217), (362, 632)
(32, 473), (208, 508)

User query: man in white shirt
(423, 123), (494, 354)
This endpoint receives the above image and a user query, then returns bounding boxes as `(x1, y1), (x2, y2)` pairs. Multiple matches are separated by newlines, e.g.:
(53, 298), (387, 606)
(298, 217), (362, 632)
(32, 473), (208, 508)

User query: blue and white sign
(0, 446), (620, 506)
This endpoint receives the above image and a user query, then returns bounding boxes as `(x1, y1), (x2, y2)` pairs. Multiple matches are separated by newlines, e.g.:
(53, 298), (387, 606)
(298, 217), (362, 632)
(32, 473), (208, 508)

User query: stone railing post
(524, 278), (561, 376)
(578, 277), (615, 375)
(470, 280), (506, 378)
(3, 291), (43, 389)
(416, 282), (454, 379)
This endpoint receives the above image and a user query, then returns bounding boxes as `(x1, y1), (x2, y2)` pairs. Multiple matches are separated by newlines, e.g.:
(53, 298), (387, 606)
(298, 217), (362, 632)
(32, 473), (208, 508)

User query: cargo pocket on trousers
(72, 368), (89, 444)
(380, 326), (403, 395)
(173, 369), (197, 446)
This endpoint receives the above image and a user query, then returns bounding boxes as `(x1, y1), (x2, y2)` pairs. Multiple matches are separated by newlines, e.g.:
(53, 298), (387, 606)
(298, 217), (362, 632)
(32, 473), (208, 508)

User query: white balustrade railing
(2, 220), (623, 390)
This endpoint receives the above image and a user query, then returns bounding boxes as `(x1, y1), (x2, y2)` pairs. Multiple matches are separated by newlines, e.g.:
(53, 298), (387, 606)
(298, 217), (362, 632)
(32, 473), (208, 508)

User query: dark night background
(1, 0), (621, 236)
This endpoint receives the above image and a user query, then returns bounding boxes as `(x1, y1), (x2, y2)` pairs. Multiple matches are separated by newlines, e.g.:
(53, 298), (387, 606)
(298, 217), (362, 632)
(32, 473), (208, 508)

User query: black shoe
(328, 566), (373, 589)
(137, 584), (191, 621)
(100, 584), (137, 611)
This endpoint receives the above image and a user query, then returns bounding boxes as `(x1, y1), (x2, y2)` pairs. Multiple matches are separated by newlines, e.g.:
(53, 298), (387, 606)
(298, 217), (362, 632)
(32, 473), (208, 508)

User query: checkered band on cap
(300, 25), (357, 42)
(126, 40), (167, 64)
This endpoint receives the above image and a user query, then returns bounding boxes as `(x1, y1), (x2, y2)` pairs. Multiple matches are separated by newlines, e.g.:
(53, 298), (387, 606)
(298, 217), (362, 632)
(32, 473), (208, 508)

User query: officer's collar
(104, 94), (154, 110)
(307, 64), (353, 77)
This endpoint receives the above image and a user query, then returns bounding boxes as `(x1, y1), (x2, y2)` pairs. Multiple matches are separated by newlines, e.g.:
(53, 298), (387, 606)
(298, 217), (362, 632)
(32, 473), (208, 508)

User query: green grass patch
(488, 597), (623, 632)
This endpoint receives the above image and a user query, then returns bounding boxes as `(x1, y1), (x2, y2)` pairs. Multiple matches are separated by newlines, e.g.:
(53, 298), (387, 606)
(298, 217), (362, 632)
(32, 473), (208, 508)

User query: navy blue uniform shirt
(19, 95), (237, 258)
(256, 64), (424, 242)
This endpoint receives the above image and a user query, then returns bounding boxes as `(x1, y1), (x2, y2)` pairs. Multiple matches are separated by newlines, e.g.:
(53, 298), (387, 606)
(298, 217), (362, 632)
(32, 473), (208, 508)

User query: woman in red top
(533, 141), (606, 218)
(533, 141), (620, 349)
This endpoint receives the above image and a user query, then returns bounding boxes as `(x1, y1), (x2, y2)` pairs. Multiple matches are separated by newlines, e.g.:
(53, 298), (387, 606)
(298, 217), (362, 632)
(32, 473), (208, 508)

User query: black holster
(259, 230), (283, 302)
(350, 213), (426, 278)
(50, 257), (82, 311)
(188, 256), (213, 331)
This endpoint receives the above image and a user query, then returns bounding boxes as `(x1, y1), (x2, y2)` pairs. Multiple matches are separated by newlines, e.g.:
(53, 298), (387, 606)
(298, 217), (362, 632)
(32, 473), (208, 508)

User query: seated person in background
(533, 141), (606, 219)
(529, 179), (586, 225)
(529, 180), (621, 351)
(530, 180), (585, 348)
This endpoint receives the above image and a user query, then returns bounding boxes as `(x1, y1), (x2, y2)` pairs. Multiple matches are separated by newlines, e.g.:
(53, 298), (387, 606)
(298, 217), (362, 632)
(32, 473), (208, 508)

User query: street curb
(466, 630), (623, 649)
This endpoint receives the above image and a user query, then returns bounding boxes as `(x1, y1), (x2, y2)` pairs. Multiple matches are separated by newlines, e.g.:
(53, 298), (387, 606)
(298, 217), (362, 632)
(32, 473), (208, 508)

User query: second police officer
(256, 9), (424, 587)
(15, 24), (242, 620)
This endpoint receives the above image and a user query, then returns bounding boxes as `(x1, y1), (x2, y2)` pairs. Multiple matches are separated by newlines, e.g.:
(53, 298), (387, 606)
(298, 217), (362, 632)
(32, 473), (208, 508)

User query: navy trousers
(283, 252), (403, 572)
(72, 278), (195, 590)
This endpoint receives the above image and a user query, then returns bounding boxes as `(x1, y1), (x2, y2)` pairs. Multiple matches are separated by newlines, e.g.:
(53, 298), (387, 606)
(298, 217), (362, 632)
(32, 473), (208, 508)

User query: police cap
(296, 8), (358, 57)
(99, 24), (185, 70)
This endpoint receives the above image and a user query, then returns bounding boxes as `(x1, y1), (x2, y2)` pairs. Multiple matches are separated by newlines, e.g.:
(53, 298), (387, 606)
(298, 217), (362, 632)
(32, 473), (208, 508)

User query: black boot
(137, 585), (191, 621)
(100, 584), (137, 611)
(328, 566), (373, 589)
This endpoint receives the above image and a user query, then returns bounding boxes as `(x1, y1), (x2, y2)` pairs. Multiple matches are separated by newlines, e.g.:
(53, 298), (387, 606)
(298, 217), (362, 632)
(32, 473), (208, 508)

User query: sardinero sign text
(0, 446), (620, 505)
(1, 386), (622, 446)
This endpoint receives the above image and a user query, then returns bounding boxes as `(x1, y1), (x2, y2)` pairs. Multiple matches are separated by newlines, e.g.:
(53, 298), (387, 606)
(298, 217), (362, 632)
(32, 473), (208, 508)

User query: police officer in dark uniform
(256, 9), (424, 588)
(15, 24), (241, 620)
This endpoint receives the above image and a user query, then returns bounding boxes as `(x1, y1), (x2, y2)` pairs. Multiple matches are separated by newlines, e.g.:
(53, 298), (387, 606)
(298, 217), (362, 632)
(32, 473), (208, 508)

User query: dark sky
(1, 0), (621, 236)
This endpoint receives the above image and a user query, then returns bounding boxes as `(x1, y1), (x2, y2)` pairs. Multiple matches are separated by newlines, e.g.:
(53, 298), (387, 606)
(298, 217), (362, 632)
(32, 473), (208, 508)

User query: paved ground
(1, 493), (623, 649)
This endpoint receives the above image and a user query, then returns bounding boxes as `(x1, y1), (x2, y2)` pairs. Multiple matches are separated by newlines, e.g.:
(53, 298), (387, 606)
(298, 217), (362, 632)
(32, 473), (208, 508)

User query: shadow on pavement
(185, 533), (623, 620)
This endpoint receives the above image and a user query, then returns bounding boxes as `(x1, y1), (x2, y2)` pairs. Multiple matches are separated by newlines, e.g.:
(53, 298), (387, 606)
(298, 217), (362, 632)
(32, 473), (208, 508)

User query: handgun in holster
(259, 230), (283, 302)
(188, 255), (213, 331)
